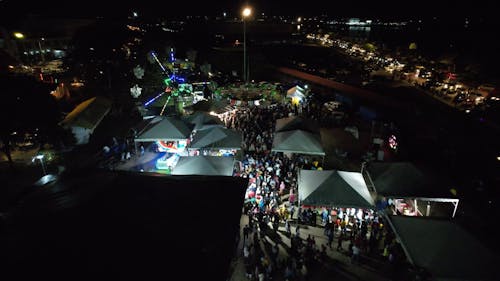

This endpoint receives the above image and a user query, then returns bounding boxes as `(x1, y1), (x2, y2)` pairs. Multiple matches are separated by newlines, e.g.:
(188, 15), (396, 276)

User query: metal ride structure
(143, 50), (191, 116)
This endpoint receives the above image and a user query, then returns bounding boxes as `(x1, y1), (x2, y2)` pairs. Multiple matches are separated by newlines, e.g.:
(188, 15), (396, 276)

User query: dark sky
(1, 0), (498, 19)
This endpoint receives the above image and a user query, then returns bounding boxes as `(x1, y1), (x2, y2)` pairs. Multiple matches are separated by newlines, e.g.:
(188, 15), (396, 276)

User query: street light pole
(242, 7), (251, 84)
(243, 18), (246, 83)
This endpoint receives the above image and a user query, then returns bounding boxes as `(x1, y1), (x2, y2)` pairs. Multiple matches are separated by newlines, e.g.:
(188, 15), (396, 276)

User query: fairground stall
(298, 169), (376, 230)
(134, 116), (194, 171)
(187, 126), (242, 158)
(363, 162), (460, 218)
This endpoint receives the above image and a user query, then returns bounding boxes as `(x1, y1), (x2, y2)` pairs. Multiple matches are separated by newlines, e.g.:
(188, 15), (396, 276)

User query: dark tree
(0, 75), (62, 168)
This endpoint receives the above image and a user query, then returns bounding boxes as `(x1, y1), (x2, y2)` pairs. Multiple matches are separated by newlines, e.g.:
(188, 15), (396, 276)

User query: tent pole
(452, 200), (459, 218)
(382, 212), (415, 265)
(134, 141), (138, 156)
(414, 199), (417, 216)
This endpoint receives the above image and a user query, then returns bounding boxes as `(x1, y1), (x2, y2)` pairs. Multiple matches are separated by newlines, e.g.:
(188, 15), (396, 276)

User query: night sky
(0, 0), (499, 18)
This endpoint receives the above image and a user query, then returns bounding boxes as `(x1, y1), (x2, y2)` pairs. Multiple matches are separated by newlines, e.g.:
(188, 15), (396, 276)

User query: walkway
(229, 214), (392, 281)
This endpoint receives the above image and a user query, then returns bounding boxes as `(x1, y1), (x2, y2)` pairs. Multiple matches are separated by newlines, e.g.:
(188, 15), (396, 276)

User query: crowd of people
(221, 100), (408, 281)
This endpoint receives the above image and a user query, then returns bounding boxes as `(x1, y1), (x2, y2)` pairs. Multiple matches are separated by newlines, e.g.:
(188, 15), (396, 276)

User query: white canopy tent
(171, 156), (235, 176)
(275, 116), (320, 135)
(184, 111), (224, 131)
(134, 116), (193, 142)
(298, 169), (375, 209)
(189, 127), (242, 150)
(272, 130), (325, 156)
(386, 215), (499, 281)
(287, 85), (307, 100)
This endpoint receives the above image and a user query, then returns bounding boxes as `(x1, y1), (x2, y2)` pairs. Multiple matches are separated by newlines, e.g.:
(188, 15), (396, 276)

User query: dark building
(0, 170), (247, 280)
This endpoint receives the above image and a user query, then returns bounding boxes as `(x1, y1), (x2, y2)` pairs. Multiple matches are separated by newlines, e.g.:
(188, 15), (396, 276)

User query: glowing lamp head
(242, 7), (252, 18)
(13, 32), (24, 39)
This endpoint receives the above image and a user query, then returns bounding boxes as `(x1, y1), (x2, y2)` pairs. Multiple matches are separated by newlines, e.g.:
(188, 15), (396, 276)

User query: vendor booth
(188, 126), (242, 157)
(272, 130), (325, 164)
(184, 111), (224, 131)
(287, 85), (307, 105)
(298, 169), (375, 208)
(298, 169), (375, 229)
(134, 116), (193, 170)
(363, 162), (460, 218)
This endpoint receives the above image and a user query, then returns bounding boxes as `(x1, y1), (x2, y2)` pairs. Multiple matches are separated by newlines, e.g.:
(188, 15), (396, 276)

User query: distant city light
(133, 11), (138, 18)
(13, 32), (24, 39)
(297, 17), (302, 23)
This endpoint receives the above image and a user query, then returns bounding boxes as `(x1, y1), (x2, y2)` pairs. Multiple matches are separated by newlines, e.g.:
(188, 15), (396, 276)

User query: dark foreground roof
(0, 170), (247, 281)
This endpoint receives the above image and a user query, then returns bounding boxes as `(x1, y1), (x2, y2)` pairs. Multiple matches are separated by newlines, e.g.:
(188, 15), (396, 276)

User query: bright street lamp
(32, 154), (47, 175)
(242, 6), (252, 83)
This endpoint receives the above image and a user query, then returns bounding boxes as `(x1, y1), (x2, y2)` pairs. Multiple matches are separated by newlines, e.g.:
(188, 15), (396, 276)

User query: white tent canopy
(134, 116), (193, 142)
(298, 170), (375, 208)
(386, 215), (499, 281)
(184, 111), (224, 131)
(272, 130), (325, 156)
(171, 156), (235, 176)
(189, 127), (242, 150)
(287, 85), (306, 100)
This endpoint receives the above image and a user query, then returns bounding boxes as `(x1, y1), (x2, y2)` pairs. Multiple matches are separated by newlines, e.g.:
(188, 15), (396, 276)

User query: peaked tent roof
(184, 111), (224, 131)
(60, 96), (112, 131)
(387, 215), (499, 281)
(134, 116), (193, 142)
(275, 116), (320, 135)
(367, 162), (454, 198)
(190, 127), (242, 150)
(184, 99), (233, 114)
(272, 130), (325, 156)
(287, 85), (306, 99)
(298, 170), (375, 208)
(171, 156), (235, 176)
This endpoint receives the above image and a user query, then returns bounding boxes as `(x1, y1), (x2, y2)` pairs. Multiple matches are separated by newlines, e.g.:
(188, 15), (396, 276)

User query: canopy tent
(184, 111), (224, 131)
(364, 162), (456, 198)
(364, 162), (459, 217)
(189, 127), (242, 150)
(275, 116), (320, 135)
(60, 96), (112, 132)
(134, 116), (193, 142)
(272, 130), (325, 156)
(171, 156), (235, 176)
(298, 169), (375, 208)
(386, 215), (499, 281)
(59, 96), (112, 144)
(287, 85), (306, 100)
(183, 99), (233, 114)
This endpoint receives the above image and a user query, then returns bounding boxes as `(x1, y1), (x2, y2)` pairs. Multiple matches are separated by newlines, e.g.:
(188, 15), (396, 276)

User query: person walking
(285, 219), (291, 236)
(326, 227), (334, 249)
(337, 232), (344, 251)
